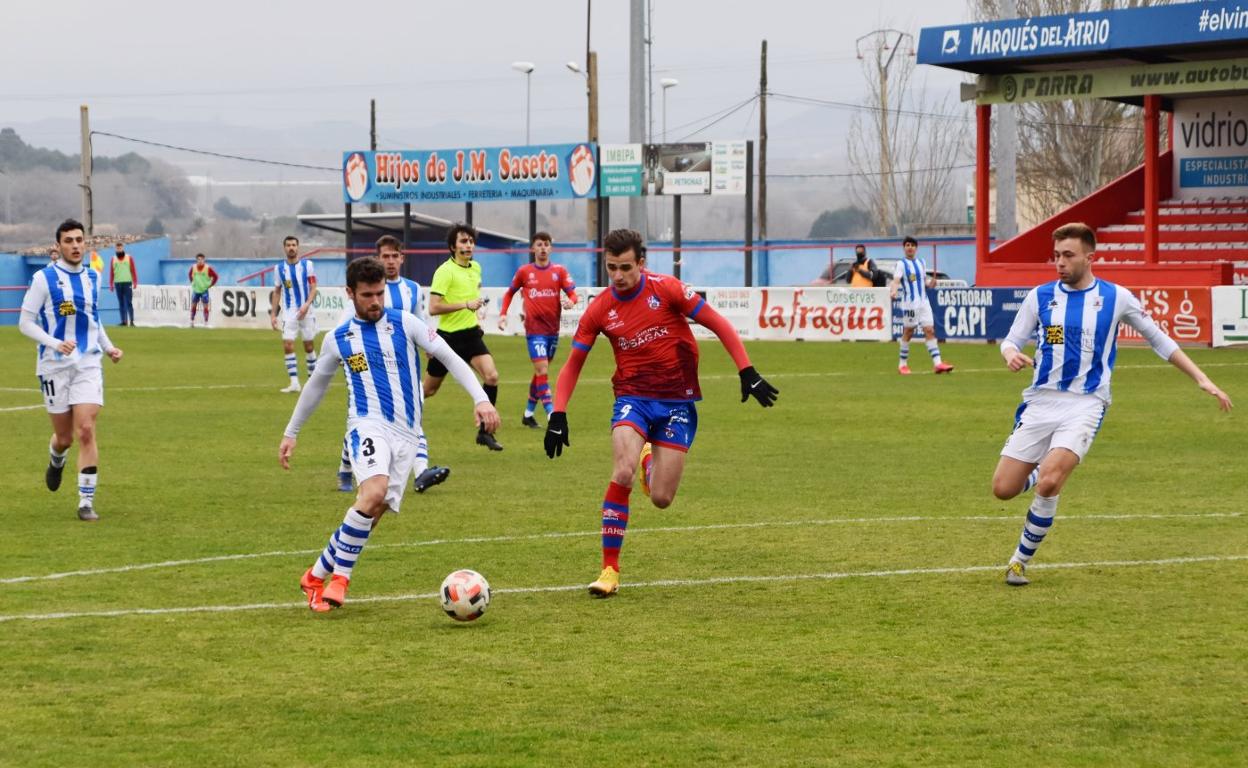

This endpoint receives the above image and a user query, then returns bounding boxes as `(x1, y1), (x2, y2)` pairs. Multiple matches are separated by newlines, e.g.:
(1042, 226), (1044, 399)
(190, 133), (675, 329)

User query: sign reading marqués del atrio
(342, 143), (597, 204)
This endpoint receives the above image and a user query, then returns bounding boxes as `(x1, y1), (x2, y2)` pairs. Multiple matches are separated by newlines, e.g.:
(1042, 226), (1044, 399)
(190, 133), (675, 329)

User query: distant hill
(0, 127), (153, 174)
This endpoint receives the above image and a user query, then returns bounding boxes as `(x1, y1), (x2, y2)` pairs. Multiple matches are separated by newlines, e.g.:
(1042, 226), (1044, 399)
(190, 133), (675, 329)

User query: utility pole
(629, 0), (647, 236)
(587, 50), (599, 242)
(857, 30), (912, 236)
(369, 99), (379, 214)
(79, 105), (93, 235)
(996, 0), (1018, 240)
(759, 40), (768, 242)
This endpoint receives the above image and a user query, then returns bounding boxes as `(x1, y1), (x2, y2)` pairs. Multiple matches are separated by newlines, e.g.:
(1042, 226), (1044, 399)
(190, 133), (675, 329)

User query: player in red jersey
(544, 228), (778, 597)
(498, 231), (579, 428)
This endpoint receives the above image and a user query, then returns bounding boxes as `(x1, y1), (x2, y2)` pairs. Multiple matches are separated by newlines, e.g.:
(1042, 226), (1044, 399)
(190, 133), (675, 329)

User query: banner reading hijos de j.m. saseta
(342, 144), (598, 204)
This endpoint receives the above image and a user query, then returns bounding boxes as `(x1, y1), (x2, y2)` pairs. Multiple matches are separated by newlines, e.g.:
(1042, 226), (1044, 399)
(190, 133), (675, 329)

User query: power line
(675, 95), (760, 142)
(770, 163), (975, 179)
(90, 131), (337, 172)
(770, 91), (1141, 134)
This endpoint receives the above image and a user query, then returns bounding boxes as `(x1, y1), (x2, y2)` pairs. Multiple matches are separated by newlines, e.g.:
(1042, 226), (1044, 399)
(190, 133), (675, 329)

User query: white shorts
(38, 364), (104, 415)
(899, 300), (934, 330)
(280, 310), (317, 342)
(1000, 392), (1107, 465)
(345, 423), (427, 513)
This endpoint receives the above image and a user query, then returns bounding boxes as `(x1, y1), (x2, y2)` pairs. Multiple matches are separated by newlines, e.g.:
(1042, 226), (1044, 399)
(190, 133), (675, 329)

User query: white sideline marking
(2, 553), (1245, 624)
(0, 404), (42, 412)
(3, 512), (1240, 586)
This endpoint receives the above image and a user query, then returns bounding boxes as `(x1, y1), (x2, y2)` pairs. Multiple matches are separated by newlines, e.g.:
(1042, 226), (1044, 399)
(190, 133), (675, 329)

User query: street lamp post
(511, 61), (535, 144)
(511, 61), (537, 239)
(567, 55), (601, 246)
(660, 77), (679, 142)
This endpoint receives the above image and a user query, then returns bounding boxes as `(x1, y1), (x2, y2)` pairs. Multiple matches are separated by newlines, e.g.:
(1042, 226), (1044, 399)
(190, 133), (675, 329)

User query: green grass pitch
(1, 326), (1245, 767)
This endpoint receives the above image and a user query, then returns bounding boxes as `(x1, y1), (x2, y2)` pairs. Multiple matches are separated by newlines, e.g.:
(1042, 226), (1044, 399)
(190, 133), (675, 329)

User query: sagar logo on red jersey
(616, 325), (670, 350)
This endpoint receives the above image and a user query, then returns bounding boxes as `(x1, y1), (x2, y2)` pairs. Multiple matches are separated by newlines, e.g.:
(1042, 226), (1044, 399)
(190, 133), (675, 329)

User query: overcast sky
(1, 0), (975, 166)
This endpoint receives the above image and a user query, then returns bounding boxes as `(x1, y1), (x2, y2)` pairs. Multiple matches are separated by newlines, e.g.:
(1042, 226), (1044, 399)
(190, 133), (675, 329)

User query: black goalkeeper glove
(739, 366), (779, 408)
(544, 411), (570, 459)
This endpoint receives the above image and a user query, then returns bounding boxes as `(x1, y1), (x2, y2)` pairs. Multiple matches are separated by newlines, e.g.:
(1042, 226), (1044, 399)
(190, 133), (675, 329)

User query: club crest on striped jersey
(58, 300), (76, 316)
(345, 352), (369, 373)
(1044, 325), (1064, 344)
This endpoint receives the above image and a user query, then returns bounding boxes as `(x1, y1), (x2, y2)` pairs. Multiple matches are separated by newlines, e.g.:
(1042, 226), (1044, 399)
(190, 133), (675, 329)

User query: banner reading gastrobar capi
(978, 57), (1248, 105)
(342, 144), (597, 204)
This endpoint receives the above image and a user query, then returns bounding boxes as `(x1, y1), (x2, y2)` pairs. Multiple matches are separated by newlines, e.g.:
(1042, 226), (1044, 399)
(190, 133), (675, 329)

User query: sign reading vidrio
(1172, 97), (1248, 199)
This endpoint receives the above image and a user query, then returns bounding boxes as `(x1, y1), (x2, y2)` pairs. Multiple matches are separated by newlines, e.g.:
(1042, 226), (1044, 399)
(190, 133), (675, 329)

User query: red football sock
(601, 481), (631, 571)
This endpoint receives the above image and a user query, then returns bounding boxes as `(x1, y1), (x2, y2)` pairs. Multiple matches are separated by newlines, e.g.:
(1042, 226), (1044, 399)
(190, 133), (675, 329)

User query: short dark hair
(531, 230), (552, 245)
(603, 228), (646, 261)
(854, 243), (866, 252)
(195, 253), (206, 259)
(346, 256), (386, 289)
(446, 223), (477, 252)
(902, 235), (919, 247)
(375, 235), (402, 253)
(1052, 222), (1096, 250)
(283, 235), (299, 246)
(55, 219), (85, 243)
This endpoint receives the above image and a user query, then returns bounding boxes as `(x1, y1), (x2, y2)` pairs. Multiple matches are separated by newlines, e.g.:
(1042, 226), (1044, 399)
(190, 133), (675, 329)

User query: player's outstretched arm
(691, 301), (779, 407)
(1167, 349), (1233, 411)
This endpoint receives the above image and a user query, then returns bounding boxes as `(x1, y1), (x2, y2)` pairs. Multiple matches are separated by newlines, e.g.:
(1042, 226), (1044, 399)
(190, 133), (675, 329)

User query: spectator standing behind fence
(109, 241), (138, 326)
(847, 244), (875, 287)
(188, 253), (219, 328)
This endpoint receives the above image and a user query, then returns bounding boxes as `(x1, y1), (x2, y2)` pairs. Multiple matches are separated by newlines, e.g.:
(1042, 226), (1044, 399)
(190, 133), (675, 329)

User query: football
(439, 569), (491, 622)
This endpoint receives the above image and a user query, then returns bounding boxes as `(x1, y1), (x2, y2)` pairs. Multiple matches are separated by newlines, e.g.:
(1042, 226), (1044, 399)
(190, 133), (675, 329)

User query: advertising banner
(132, 285), (191, 327)
(978, 57), (1248, 105)
(599, 144), (644, 197)
(342, 143), (597, 205)
(752, 287), (891, 342)
(206, 286), (352, 331)
(919, 2), (1248, 66)
(1172, 97), (1248, 198)
(1122, 287), (1211, 345)
(891, 288), (1029, 341)
(602, 141), (747, 198)
(711, 140), (748, 195)
(1212, 284), (1248, 346)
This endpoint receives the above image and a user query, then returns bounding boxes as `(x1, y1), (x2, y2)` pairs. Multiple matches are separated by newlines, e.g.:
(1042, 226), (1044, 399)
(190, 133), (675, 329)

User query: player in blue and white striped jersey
(280, 256), (500, 612)
(889, 236), (953, 375)
(992, 223), (1232, 586)
(334, 236), (450, 495)
(19, 219), (124, 522)
(268, 235), (319, 393)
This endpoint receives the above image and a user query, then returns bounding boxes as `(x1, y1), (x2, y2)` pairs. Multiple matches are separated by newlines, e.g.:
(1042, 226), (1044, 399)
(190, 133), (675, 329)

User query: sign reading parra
(342, 144), (598, 204)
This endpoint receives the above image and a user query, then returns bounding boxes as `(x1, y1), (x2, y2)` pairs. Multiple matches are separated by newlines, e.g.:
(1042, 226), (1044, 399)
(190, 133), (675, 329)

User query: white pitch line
(0, 404), (43, 412)
(1, 359), (1243, 398)
(3, 511), (1240, 586)
(2, 553), (1245, 624)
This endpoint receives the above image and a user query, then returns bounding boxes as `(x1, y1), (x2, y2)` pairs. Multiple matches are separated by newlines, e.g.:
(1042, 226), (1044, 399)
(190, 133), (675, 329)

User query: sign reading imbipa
(754, 288), (891, 341)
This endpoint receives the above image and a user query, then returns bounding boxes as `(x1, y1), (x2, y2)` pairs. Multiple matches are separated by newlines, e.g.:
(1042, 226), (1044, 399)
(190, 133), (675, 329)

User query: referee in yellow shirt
(424, 223), (503, 451)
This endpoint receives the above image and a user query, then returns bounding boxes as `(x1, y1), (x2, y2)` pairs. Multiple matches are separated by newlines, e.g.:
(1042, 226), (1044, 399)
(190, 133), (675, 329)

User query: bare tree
(848, 29), (970, 236)
(971, 0), (1165, 222)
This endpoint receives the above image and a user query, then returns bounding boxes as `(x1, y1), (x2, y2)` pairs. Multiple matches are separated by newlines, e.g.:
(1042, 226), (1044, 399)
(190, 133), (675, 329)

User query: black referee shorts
(427, 325), (491, 377)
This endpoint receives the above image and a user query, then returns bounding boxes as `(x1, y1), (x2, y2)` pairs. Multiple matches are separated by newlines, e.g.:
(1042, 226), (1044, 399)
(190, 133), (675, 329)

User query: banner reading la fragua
(343, 143), (598, 204)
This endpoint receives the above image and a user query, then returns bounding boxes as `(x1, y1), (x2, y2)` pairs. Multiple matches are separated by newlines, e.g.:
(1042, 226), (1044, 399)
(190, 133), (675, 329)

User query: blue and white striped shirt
(274, 259), (316, 311)
(1003, 278), (1179, 404)
(385, 277), (424, 318)
(892, 256), (929, 306)
(19, 263), (112, 374)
